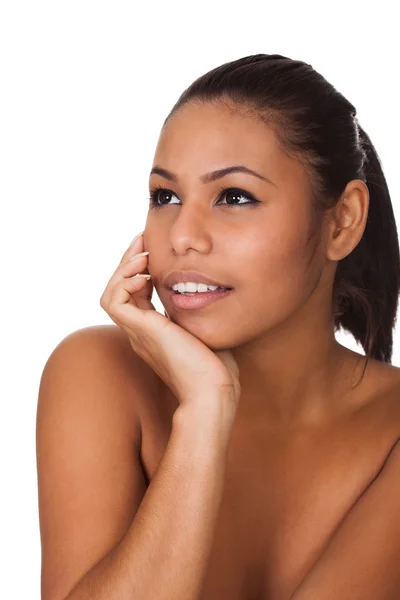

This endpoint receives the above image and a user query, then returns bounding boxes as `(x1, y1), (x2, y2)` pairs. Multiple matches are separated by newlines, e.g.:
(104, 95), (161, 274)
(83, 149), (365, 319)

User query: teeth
(172, 282), (221, 293)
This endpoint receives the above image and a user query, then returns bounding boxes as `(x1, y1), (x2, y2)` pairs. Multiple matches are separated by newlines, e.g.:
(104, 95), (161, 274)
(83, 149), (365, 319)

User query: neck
(231, 313), (367, 430)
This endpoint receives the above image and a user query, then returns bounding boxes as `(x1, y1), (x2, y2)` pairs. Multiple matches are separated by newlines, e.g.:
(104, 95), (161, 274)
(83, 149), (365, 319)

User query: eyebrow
(149, 164), (277, 187)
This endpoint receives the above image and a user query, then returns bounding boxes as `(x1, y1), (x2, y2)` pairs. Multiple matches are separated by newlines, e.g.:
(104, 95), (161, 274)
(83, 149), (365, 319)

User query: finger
(102, 273), (149, 328)
(101, 251), (152, 308)
(119, 230), (145, 264)
(111, 273), (152, 308)
(119, 252), (154, 306)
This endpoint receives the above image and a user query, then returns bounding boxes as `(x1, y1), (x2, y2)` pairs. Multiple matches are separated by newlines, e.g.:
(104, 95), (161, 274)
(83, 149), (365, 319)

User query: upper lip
(164, 271), (233, 289)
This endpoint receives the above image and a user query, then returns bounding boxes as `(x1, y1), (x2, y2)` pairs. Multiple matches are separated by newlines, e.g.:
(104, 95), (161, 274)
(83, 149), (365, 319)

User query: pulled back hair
(164, 54), (400, 378)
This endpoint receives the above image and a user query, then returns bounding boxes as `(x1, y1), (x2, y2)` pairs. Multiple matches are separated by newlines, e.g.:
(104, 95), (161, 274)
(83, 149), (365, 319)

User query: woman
(37, 54), (400, 600)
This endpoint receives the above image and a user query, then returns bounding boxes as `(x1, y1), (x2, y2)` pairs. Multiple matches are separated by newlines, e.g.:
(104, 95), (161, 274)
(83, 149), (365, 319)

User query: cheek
(244, 222), (320, 316)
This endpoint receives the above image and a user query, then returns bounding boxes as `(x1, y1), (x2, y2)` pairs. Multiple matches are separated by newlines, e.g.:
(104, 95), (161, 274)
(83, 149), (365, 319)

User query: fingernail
(130, 231), (144, 245)
(128, 251), (149, 260)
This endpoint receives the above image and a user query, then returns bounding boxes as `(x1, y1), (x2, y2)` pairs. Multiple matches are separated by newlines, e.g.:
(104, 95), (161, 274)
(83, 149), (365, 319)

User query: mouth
(167, 286), (234, 310)
(169, 285), (233, 294)
(163, 270), (233, 291)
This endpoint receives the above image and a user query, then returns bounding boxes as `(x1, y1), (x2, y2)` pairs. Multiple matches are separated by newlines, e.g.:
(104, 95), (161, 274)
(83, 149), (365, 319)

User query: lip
(163, 270), (233, 290)
(168, 287), (234, 310)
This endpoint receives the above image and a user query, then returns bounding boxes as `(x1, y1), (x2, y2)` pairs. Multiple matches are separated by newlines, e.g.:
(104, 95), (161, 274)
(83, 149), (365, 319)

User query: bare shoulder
(37, 324), (156, 600)
(382, 362), (400, 433)
(48, 324), (159, 437)
(371, 359), (400, 404)
(364, 358), (400, 440)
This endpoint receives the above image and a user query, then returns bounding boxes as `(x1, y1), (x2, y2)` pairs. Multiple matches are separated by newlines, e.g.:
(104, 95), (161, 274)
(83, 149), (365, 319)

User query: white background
(1, 1), (399, 597)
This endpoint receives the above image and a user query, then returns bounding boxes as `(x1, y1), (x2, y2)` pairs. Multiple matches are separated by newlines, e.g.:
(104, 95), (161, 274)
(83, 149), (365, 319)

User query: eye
(217, 188), (260, 207)
(148, 185), (261, 209)
(148, 186), (180, 207)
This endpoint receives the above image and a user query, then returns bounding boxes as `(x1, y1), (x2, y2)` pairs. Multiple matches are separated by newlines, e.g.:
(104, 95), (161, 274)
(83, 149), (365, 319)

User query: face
(144, 101), (328, 351)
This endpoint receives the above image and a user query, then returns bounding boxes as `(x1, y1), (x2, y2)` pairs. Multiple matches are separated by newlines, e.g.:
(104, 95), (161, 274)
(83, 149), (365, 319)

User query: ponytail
(333, 124), (400, 366)
(166, 53), (400, 373)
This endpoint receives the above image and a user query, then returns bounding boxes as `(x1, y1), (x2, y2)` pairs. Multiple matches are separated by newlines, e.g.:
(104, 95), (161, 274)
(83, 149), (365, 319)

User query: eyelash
(148, 184), (261, 209)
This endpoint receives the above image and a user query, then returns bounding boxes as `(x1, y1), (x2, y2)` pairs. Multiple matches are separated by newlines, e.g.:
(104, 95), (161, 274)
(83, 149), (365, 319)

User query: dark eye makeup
(148, 184), (261, 209)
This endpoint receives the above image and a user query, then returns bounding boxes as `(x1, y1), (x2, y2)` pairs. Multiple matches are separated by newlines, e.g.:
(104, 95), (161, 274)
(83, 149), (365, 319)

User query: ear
(326, 178), (370, 262)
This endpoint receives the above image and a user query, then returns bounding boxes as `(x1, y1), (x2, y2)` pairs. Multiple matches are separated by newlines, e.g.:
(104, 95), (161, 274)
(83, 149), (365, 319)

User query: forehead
(152, 101), (307, 188)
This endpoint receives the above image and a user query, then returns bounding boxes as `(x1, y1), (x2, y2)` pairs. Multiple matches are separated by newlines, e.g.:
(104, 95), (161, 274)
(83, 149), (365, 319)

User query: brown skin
(143, 99), (371, 431)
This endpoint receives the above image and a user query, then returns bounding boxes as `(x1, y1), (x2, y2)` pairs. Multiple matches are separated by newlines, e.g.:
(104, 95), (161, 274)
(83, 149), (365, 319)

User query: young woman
(37, 54), (400, 600)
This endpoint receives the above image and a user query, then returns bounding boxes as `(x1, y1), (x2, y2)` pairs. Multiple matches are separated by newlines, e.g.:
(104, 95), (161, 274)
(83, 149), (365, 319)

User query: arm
(290, 439), (400, 600)
(37, 329), (236, 600)
(65, 403), (233, 600)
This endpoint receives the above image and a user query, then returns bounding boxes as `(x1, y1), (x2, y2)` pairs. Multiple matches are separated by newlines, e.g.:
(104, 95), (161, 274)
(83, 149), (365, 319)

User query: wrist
(173, 395), (236, 447)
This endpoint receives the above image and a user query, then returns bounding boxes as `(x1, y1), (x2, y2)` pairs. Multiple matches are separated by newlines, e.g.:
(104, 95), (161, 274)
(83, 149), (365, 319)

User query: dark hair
(164, 53), (400, 380)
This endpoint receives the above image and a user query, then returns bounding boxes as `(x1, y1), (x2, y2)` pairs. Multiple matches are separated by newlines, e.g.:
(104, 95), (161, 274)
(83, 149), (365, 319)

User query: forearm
(64, 399), (235, 600)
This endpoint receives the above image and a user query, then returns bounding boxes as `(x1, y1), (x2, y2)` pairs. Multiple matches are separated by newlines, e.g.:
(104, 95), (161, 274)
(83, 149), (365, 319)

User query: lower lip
(169, 288), (234, 310)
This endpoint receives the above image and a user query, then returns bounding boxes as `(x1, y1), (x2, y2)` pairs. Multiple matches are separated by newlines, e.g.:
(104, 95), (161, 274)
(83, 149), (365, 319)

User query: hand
(100, 232), (241, 414)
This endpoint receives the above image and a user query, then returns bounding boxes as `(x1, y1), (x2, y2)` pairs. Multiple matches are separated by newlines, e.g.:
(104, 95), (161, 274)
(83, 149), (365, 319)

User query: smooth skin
(137, 98), (400, 597)
(37, 98), (400, 600)
(145, 99), (372, 428)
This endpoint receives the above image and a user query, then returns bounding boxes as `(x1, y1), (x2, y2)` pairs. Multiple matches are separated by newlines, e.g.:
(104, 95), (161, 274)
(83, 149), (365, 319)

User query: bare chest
(200, 417), (398, 600)
(138, 383), (400, 600)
